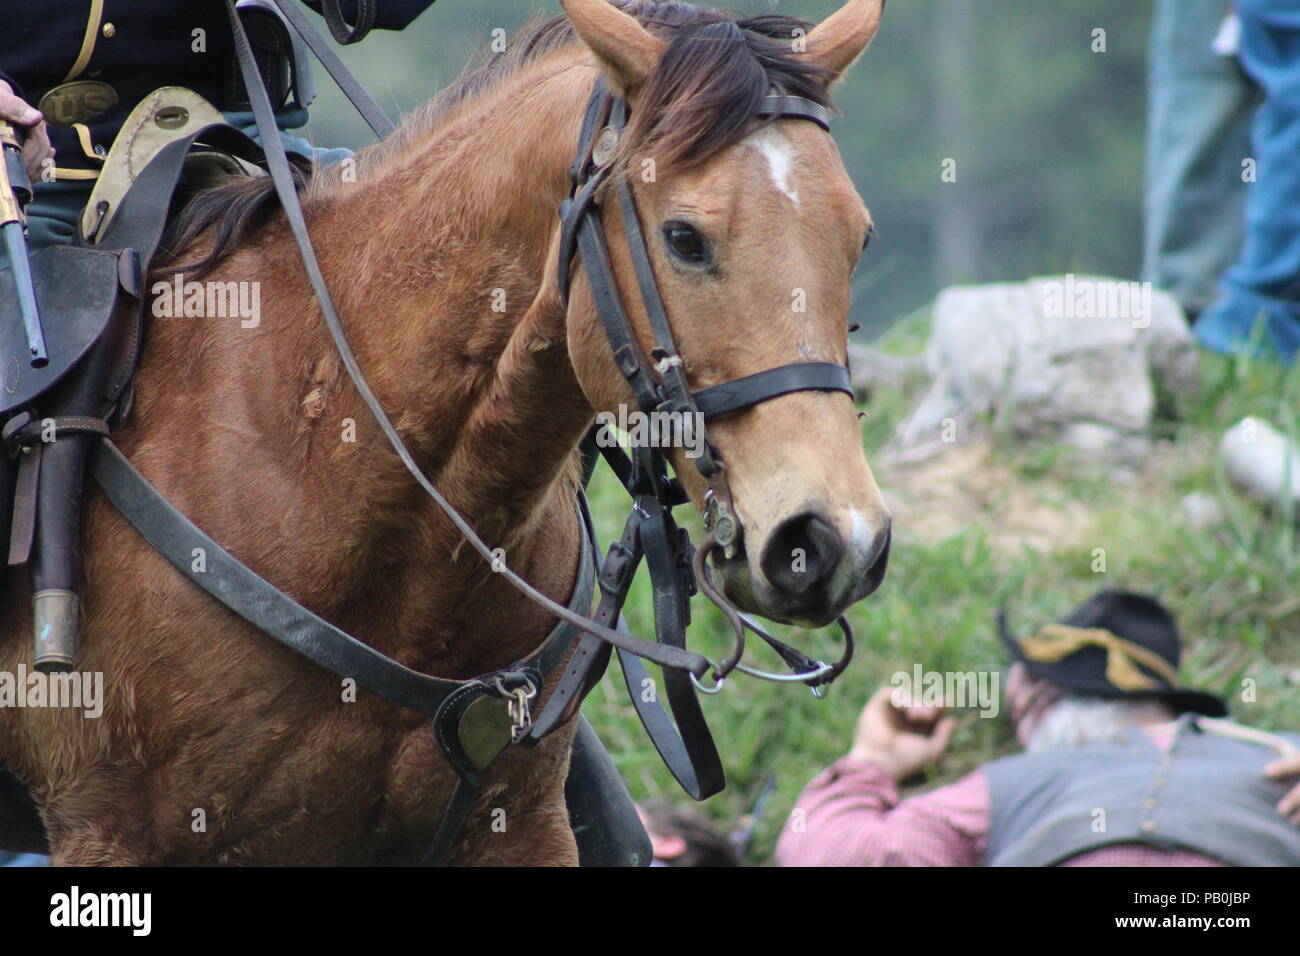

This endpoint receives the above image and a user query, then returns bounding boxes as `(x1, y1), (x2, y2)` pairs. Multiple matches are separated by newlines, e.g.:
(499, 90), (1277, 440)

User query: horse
(0, 0), (891, 865)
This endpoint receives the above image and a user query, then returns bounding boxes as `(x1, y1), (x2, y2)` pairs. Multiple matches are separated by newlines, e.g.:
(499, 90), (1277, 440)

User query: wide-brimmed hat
(999, 589), (1227, 718)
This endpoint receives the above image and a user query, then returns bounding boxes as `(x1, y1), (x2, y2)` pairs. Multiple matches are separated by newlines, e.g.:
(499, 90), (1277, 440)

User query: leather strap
(89, 436), (597, 715)
(6, 443), (40, 567)
(758, 94), (830, 131)
(3, 415), (110, 449)
(526, 493), (626, 741)
(91, 438), (460, 714)
(626, 495), (725, 799)
(693, 361), (854, 420)
(530, 452), (725, 799)
(571, 206), (663, 414)
(418, 776), (480, 866)
(614, 175), (721, 475)
(617, 648), (722, 799)
(320, 0), (377, 45)
(269, 0), (395, 137)
(91, 431), (605, 866)
(557, 76), (613, 278)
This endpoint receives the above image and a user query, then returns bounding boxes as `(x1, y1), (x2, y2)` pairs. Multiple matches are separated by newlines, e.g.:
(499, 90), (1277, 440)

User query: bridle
(557, 79), (855, 489)
(83, 1), (867, 863)
(523, 79), (862, 794)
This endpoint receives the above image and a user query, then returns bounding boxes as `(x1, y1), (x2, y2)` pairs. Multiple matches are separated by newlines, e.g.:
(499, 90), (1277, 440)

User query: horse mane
(159, 1), (831, 277)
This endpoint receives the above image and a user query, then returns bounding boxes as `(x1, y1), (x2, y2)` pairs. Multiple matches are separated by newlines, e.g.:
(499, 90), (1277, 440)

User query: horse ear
(801, 0), (886, 83)
(562, 0), (666, 93)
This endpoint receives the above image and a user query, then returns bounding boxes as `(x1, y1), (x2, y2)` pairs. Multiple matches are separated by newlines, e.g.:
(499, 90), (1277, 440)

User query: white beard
(1025, 697), (1169, 752)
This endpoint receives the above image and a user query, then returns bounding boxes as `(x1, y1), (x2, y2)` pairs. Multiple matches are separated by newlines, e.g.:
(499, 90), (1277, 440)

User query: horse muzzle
(711, 507), (891, 627)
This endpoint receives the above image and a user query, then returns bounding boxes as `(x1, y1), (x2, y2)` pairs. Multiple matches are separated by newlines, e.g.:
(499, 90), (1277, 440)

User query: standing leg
(1143, 0), (1260, 321)
(1196, 0), (1300, 363)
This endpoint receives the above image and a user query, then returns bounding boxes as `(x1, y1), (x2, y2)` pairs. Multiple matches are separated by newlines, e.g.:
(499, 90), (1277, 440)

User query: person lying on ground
(776, 589), (1300, 867)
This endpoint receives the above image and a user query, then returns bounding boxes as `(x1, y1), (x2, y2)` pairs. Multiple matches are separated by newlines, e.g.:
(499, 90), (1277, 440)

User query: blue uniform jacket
(0, 1), (435, 177)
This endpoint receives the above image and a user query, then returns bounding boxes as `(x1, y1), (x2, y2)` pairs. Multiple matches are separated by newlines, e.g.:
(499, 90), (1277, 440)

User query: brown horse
(0, 0), (890, 865)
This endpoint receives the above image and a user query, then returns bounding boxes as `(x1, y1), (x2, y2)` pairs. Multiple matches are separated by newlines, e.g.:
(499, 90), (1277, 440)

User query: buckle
(599, 540), (638, 597)
(491, 672), (538, 743)
(702, 489), (740, 558)
(2, 412), (34, 460)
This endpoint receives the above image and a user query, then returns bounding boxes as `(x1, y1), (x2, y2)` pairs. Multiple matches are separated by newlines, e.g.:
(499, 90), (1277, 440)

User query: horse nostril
(861, 526), (891, 596)
(760, 513), (844, 596)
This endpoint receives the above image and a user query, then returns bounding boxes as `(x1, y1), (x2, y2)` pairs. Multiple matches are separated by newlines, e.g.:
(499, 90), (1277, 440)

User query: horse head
(562, 0), (891, 627)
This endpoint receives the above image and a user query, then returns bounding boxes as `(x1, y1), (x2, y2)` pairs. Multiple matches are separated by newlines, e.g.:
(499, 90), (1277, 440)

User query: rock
(1059, 422), (1150, 468)
(1135, 286), (1201, 397)
(1220, 417), (1300, 505)
(1181, 491), (1224, 529)
(894, 370), (969, 450)
(846, 343), (927, 397)
(896, 275), (1199, 462)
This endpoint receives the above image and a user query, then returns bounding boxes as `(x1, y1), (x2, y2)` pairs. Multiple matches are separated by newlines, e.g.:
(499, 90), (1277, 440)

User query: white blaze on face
(747, 127), (800, 205)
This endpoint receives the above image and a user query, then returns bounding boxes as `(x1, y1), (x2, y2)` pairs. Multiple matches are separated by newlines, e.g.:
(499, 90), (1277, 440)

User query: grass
(581, 311), (1300, 864)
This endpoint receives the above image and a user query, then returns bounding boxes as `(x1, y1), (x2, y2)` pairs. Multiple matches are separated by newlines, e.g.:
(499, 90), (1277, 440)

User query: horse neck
(171, 60), (598, 677)
(324, 63), (604, 675)
(315, 59), (596, 479)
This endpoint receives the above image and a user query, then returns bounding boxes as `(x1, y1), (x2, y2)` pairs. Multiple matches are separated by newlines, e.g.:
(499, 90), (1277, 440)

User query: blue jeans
(1195, 0), (1300, 364)
(1144, 0), (1260, 317)
(0, 850), (48, 866)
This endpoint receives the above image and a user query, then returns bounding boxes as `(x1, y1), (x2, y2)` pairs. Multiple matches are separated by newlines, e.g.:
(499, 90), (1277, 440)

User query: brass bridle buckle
(702, 488), (740, 559)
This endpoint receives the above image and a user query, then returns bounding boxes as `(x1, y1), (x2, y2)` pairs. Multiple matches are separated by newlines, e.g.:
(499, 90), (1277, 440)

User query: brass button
(102, 22), (116, 38)
(1141, 820), (1156, 832)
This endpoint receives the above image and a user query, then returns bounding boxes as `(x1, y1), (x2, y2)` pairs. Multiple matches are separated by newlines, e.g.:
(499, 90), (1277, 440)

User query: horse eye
(662, 221), (709, 264)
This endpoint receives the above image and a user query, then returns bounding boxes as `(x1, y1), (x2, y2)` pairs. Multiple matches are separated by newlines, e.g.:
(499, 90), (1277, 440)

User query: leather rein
(83, 1), (863, 863)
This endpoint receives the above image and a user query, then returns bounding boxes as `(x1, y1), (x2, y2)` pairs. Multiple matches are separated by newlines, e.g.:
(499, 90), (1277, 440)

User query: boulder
(1220, 417), (1300, 506)
(898, 275), (1198, 459)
